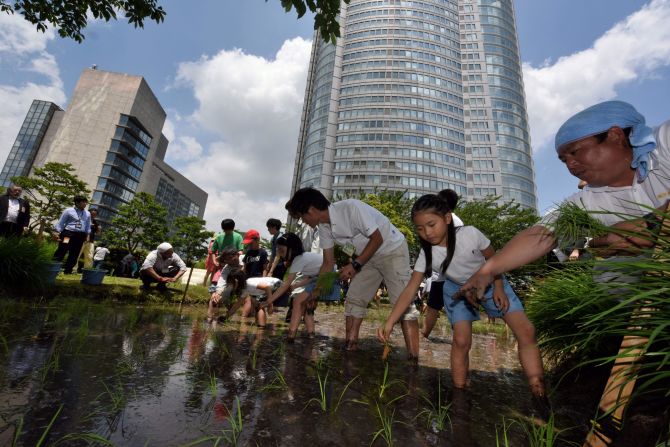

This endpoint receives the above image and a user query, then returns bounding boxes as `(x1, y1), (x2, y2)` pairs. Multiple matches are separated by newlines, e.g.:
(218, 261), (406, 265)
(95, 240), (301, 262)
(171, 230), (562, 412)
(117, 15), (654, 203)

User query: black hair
(411, 194), (456, 279)
(74, 195), (88, 204)
(217, 247), (238, 264)
(438, 189), (459, 210)
(275, 232), (304, 265)
(594, 127), (632, 144)
(266, 218), (282, 230)
(221, 219), (235, 231)
(226, 268), (247, 296)
(285, 187), (331, 217)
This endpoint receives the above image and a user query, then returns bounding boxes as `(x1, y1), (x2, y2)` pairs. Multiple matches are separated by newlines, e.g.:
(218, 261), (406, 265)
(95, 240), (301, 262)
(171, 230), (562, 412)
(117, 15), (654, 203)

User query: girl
(377, 194), (546, 400)
(263, 233), (338, 341)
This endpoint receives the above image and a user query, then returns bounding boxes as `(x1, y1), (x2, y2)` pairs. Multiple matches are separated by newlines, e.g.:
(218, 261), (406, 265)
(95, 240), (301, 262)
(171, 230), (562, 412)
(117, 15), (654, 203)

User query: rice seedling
(100, 381), (126, 413)
(260, 366), (288, 392)
(39, 345), (61, 383)
(221, 397), (244, 445)
(550, 202), (610, 252)
(415, 376), (451, 432)
(249, 348), (258, 370)
(378, 363), (403, 399)
(208, 372), (218, 397)
(10, 415), (24, 447)
(370, 399), (407, 447)
(304, 368), (330, 412)
(35, 404), (63, 447)
(521, 413), (578, 447)
(54, 432), (115, 446)
(332, 375), (360, 414)
(494, 417), (516, 447)
(315, 271), (340, 297)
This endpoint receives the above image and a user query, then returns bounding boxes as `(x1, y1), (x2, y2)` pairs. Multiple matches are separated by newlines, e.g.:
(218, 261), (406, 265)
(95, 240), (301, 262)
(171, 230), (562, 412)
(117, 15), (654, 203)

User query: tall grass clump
(527, 204), (670, 416)
(0, 236), (56, 290)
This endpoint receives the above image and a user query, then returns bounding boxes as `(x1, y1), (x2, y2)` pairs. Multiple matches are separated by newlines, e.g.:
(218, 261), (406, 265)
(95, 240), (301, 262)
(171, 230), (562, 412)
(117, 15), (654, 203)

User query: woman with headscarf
(139, 242), (188, 291)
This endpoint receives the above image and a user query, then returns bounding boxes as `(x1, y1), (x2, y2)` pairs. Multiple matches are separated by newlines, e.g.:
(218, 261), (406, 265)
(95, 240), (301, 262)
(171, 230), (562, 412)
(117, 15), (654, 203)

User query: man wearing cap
(139, 242), (188, 291)
(0, 184), (30, 237)
(460, 99), (669, 300)
(53, 195), (92, 274)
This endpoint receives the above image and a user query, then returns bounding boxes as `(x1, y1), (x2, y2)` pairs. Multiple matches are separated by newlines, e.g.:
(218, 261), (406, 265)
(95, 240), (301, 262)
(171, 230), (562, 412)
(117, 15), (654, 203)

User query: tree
(1, 0), (166, 42)
(171, 216), (209, 267)
(104, 192), (168, 254)
(456, 196), (539, 251)
(12, 162), (90, 238)
(277, 0), (350, 43)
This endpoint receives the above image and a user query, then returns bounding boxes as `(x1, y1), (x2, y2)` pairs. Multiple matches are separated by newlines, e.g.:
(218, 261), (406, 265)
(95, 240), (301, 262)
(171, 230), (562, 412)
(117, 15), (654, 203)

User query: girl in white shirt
(377, 194), (546, 401)
(264, 233), (334, 341)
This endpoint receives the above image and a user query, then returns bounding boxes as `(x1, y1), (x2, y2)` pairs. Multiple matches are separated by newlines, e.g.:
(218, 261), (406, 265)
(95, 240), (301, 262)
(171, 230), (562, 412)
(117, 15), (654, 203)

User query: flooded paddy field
(0, 298), (607, 446)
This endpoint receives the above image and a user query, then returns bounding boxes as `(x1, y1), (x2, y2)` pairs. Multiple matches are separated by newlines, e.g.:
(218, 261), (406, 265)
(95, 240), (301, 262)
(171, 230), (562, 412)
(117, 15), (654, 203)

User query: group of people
(202, 101), (669, 419)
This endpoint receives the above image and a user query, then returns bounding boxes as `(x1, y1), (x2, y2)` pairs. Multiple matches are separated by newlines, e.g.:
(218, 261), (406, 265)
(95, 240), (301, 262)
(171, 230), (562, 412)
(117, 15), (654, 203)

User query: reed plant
(0, 236), (56, 290)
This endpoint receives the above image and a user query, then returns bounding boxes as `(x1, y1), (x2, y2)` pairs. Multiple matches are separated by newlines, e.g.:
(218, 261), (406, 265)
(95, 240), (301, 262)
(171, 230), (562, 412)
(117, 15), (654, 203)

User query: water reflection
(0, 299), (559, 446)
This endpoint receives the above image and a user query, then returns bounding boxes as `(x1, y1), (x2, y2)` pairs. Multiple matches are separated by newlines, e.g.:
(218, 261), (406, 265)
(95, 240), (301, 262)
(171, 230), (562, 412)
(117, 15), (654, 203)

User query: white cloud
(0, 13), (65, 170)
(171, 37), (312, 231)
(166, 135), (204, 161)
(523, 0), (670, 151)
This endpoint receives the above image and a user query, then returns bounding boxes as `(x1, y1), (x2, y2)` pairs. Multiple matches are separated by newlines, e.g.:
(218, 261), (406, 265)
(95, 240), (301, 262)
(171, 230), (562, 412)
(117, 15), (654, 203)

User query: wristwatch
(351, 260), (363, 272)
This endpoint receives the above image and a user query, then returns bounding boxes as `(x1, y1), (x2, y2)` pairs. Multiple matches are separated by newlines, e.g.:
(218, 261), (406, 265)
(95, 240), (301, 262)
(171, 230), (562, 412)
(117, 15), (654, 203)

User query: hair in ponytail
(411, 194), (456, 278)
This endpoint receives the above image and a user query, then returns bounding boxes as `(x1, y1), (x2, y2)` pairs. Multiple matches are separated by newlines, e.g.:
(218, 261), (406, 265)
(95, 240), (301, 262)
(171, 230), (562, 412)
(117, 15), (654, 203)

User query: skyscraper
(291, 0), (536, 209)
(0, 68), (207, 225)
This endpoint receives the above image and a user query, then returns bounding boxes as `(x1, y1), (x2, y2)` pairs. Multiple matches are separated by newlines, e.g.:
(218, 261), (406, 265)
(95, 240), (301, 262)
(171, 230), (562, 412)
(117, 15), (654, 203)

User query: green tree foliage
(171, 216), (209, 267)
(104, 192), (168, 254)
(12, 162), (90, 238)
(456, 196), (540, 250)
(1, 0), (166, 42)
(277, 0), (350, 43)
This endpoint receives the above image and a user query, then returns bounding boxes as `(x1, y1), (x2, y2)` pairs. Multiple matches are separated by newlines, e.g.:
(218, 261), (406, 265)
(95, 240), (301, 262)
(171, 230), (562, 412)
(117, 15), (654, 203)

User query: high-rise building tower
(291, 0), (536, 209)
(0, 68), (207, 225)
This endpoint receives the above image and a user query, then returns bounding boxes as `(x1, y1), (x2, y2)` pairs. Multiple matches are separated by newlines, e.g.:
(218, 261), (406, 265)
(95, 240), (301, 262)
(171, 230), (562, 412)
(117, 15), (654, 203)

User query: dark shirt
(243, 248), (268, 278)
(90, 218), (99, 242)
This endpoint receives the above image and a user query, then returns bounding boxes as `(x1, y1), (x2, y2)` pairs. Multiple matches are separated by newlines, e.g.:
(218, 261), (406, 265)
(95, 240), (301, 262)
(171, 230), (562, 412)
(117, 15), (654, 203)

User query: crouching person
(207, 248), (242, 323)
(220, 269), (282, 328)
(139, 242), (187, 291)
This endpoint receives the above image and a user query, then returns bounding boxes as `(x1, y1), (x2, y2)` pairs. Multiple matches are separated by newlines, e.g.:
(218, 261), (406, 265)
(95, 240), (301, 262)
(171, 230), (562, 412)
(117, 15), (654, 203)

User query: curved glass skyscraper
(291, 0), (537, 209)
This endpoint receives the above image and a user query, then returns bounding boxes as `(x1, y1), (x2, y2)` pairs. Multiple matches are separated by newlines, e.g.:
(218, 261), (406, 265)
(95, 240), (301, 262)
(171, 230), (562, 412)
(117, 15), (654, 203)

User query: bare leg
(305, 298), (317, 336)
(422, 307), (439, 338)
(226, 295), (248, 318)
(503, 312), (545, 396)
(451, 321), (473, 388)
(207, 293), (219, 321)
(346, 316), (363, 350)
(255, 304), (267, 327)
(400, 319), (420, 359)
(202, 271), (211, 286)
(241, 296), (254, 317)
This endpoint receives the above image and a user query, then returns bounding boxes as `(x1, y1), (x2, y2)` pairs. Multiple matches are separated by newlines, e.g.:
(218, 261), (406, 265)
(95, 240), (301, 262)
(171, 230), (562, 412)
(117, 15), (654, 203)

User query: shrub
(0, 236), (57, 290)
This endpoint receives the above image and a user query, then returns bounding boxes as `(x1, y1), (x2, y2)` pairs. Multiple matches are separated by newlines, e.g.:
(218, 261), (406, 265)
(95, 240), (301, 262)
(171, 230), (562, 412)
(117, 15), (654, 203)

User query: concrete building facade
(291, 0), (537, 209)
(0, 68), (207, 225)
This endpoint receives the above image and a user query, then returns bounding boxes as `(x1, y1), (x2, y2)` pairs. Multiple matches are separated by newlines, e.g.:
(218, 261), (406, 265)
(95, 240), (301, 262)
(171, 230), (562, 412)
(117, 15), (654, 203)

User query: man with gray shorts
(286, 187), (420, 357)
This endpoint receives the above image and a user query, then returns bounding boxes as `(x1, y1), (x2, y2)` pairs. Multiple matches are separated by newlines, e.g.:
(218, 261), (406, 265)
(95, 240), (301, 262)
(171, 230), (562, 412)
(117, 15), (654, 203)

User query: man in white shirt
(286, 187), (420, 357)
(139, 242), (188, 291)
(0, 184), (30, 238)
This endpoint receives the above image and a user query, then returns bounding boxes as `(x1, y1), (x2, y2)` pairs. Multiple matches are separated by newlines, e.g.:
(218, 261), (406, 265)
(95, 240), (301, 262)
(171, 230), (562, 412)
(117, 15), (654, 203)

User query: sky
(1, 0), (669, 238)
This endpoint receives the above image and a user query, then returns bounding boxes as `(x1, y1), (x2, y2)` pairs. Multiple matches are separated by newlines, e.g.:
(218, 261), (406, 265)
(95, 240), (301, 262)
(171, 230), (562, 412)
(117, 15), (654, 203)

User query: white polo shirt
(318, 199), (405, 257)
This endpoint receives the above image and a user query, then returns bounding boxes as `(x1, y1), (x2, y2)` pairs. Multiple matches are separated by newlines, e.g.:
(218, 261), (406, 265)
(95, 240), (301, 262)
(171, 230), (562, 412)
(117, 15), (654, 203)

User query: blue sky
(1, 0), (669, 236)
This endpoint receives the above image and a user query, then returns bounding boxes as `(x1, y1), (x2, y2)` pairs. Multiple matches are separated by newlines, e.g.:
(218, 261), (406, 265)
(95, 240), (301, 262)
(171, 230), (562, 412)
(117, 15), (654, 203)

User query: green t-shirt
(211, 231), (243, 253)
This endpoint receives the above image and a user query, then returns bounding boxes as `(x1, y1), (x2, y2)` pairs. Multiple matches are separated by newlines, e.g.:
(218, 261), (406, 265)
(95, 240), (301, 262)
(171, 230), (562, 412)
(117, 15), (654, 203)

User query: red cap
(243, 229), (260, 245)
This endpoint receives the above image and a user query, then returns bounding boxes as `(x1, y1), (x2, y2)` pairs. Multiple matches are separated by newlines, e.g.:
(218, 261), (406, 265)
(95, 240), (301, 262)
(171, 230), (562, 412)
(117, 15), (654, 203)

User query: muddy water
(0, 298), (544, 446)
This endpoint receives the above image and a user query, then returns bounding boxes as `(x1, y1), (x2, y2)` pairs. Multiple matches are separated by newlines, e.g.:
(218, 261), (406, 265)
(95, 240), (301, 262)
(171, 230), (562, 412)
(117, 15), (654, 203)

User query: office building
(0, 68), (207, 225)
(291, 0), (537, 209)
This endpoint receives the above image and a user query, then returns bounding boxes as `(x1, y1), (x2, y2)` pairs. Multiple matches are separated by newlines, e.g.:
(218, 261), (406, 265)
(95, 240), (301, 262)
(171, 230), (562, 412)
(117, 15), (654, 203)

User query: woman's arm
(265, 272), (296, 306)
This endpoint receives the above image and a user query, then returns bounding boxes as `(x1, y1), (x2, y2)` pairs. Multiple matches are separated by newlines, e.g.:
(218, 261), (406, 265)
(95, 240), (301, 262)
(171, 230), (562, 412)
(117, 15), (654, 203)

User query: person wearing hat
(460, 100), (669, 301)
(239, 229), (268, 317)
(139, 242), (188, 291)
(53, 195), (92, 274)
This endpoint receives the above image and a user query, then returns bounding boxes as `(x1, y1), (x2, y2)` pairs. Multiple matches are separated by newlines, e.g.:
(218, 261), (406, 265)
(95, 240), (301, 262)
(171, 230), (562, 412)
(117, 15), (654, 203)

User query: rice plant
(415, 376), (451, 432)
(494, 417), (516, 447)
(332, 375), (360, 414)
(35, 404), (63, 447)
(54, 432), (115, 446)
(39, 344), (61, 383)
(100, 381), (126, 413)
(221, 397), (244, 445)
(260, 366), (288, 392)
(378, 363), (403, 399)
(315, 271), (340, 297)
(370, 398), (407, 447)
(305, 368), (330, 412)
(208, 372), (218, 397)
(549, 202), (610, 252)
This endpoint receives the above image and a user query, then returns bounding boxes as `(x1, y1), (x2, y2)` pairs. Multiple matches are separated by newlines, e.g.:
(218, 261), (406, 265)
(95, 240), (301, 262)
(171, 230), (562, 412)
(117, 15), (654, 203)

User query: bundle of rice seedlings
(550, 202), (610, 251)
(314, 271), (339, 298)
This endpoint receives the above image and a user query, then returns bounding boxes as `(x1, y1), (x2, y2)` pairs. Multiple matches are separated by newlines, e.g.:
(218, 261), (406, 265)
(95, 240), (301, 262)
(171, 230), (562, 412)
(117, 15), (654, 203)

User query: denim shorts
(442, 277), (524, 325)
(305, 279), (342, 302)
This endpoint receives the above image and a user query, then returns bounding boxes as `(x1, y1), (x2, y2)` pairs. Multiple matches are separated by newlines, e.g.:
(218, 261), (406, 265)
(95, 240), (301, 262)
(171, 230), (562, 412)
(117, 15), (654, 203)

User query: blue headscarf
(555, 101), (657, 182)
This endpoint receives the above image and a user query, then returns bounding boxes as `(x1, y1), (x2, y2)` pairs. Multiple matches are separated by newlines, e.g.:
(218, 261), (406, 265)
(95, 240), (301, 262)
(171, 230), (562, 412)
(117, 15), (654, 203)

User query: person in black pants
(53, 196), (91, 274)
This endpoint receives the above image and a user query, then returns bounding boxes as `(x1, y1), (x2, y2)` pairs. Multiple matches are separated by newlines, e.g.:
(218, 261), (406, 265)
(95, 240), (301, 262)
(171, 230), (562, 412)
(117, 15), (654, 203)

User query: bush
(0, 236), (57, 290)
